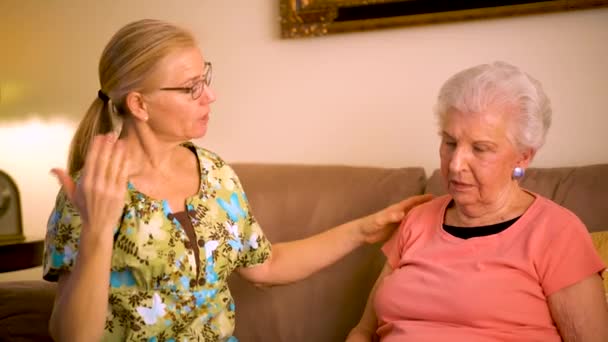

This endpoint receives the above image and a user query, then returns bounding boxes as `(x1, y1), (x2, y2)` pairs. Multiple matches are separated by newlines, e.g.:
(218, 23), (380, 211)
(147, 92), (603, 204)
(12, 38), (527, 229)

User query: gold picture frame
(279, 0), (608, 39)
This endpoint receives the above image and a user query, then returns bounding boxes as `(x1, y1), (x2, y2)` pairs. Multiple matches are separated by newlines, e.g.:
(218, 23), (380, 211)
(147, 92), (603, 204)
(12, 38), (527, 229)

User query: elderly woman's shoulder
(528, 193), (587, 229)
(409, 194), (452, 217)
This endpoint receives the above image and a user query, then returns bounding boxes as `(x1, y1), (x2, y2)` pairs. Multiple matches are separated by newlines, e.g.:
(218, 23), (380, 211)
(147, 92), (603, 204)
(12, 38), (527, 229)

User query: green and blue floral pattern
(43, 143), (272, 341)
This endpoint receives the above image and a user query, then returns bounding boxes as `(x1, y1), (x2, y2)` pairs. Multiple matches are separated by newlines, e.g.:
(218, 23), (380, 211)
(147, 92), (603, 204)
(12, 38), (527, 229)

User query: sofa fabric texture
(0, 280), (55, 341)
(0, 163), (606, 342)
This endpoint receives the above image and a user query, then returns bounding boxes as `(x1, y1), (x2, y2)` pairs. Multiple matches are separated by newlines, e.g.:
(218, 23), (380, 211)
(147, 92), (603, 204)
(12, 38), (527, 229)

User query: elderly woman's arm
(346, 262), (393, 342)
(548, 274), (608, 342)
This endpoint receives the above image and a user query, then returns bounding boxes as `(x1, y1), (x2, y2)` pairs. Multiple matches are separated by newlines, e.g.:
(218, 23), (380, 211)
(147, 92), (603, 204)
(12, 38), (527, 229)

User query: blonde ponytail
(67, 98), (113, 175)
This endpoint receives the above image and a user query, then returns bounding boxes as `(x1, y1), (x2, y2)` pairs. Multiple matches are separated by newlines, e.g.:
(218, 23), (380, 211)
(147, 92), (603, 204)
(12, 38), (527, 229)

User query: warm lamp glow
(0, 118), (76, 239)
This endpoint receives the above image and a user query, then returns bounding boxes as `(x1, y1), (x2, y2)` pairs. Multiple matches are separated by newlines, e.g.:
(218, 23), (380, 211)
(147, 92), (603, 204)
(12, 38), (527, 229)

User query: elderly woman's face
(439, 107), (525, 208)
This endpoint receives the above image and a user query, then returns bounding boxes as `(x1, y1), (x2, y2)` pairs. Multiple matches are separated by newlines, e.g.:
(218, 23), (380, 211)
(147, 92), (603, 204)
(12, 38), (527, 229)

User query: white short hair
(434, 61), (552, 151)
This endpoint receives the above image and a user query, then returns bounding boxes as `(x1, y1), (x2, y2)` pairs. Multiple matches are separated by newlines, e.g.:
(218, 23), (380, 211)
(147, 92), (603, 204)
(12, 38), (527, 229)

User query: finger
(107, 139), (123, 181)
(118, 149), (130, 186)
(117, 145), (130, 206)
(82, 135), (105, 187)
(93, 133), (116, 186)
(395, 194), (434, 211)
(376, 210), (405, 226)
(377, 194), (434, 226)
(50, 168), (76, 203)
(108, 139), (128, 186)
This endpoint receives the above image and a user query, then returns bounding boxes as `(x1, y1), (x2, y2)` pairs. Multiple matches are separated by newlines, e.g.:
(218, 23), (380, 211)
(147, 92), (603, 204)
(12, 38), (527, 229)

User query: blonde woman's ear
(125, 91), (149, 122)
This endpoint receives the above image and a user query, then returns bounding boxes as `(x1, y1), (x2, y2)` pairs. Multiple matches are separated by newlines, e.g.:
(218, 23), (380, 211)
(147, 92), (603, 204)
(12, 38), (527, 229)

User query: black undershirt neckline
(443, 215), (521, 239)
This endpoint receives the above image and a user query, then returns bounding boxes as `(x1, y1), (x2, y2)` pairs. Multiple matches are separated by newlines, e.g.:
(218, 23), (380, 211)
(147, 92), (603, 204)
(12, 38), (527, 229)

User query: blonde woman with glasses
(42, 19), (431, 341)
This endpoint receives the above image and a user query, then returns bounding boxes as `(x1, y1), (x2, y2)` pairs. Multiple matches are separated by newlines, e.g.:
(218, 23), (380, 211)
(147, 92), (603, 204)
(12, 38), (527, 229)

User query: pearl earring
(512, 167), (525, 180)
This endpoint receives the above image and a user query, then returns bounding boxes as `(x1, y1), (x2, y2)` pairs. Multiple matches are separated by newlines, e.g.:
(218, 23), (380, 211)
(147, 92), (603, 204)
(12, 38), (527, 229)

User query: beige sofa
(1, 163), (607, 342)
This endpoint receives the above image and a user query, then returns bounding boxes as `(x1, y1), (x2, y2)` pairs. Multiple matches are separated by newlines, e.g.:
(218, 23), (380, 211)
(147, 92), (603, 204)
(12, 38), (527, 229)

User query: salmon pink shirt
(375, 194), (605, 342)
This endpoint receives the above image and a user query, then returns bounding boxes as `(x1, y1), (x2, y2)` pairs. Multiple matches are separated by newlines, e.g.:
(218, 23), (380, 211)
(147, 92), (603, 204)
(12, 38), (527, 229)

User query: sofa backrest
(229, 163), (427, 342)
(425, 164), (608, 232)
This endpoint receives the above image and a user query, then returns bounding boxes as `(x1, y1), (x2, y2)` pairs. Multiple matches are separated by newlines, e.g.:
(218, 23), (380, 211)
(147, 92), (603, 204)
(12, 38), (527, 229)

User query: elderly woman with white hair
(347, 62), (608, 341)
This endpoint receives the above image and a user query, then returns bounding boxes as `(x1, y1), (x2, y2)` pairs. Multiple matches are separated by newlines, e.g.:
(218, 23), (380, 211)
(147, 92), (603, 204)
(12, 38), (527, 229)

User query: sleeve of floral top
(219, 165), (272, 269)
(42, 188), (82, 282)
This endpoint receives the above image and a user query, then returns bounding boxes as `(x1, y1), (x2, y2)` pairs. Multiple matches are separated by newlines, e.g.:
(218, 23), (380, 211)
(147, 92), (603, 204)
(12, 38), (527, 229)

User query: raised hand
(358, 194), (433, 244)
(51, 133), (129, 235)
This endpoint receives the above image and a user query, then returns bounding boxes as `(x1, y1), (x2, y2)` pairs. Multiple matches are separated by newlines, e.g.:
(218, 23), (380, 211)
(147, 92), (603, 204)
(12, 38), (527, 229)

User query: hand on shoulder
(358, 194), (433, 244)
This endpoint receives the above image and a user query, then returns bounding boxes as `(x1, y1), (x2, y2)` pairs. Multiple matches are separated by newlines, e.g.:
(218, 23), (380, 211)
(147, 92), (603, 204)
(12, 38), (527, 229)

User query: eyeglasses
(159, 61), (212, 100)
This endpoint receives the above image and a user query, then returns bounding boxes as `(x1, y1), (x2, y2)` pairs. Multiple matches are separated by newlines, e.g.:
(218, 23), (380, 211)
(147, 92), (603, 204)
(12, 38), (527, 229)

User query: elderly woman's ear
(516, 147), (535, 170)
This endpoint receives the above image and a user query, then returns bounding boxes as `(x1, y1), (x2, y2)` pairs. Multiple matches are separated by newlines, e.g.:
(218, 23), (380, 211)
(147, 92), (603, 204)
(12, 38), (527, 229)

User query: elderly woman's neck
(446, 187), (535, 227)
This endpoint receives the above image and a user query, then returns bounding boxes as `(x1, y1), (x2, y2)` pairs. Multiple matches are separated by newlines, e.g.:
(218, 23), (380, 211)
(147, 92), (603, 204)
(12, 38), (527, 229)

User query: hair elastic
(98, 89), (110, 103)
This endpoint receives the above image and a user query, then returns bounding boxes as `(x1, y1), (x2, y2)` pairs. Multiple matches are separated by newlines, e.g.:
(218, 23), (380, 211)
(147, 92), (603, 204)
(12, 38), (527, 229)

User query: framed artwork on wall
(279, 0), (608, 38)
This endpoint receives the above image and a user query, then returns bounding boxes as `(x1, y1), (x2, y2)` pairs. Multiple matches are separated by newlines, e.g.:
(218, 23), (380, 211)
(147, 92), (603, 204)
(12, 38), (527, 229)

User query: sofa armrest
(0, 280), (56, 341)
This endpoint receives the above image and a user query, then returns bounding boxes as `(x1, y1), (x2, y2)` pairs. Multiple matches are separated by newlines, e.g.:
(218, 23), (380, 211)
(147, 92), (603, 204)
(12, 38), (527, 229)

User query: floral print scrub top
(43, 143), (272, 341)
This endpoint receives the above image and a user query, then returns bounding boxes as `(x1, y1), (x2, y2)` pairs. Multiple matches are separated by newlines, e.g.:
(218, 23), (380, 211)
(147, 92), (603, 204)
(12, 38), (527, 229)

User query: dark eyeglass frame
(159, 61), (212, 100)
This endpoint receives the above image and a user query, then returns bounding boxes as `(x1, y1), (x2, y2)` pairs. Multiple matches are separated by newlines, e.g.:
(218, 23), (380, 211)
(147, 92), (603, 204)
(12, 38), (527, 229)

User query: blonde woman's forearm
(237, 195), (430, 286)
(237, 219), (366, 286)
(49, 229), (114, 342)
(264, 220), (365, 285)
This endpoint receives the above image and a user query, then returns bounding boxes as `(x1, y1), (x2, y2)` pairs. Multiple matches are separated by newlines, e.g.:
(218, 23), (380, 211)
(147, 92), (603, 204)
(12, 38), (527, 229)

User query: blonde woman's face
(144, 46), (217, 141)
(439, 107), (526, 208)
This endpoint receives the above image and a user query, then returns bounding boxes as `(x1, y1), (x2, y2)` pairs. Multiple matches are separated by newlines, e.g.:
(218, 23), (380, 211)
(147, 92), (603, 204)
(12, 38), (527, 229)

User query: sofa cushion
(425, 164), (608, 233)
(591, 231), (608, 293)
(229, 163), (427, 342)
(0, 280), (56, 341)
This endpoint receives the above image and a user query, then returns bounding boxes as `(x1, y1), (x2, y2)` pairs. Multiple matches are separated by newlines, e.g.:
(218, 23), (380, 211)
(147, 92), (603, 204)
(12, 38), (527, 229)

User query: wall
(1, 1), (607, 280)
